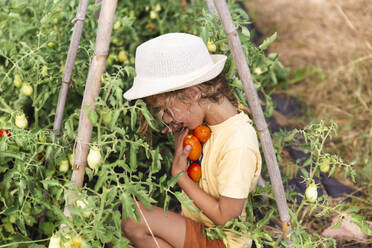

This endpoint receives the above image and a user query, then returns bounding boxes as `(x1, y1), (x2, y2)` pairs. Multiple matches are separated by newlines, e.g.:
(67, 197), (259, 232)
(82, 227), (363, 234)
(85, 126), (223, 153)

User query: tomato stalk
(0, 96), (13, 114)
(0, 238), (50, 248)
(34, 107), (40, 129)
(311, 126), (333, 178)
(95, 187), (107, 226)
(33, 84), (39, 129)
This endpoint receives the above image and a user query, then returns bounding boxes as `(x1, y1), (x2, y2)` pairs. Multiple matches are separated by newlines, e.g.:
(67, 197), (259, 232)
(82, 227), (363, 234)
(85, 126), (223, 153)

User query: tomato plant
(1, 0), (365, 247)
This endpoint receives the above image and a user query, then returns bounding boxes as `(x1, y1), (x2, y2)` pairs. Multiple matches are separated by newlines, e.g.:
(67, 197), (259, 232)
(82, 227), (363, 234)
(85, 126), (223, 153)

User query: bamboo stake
(212, 0), (291, 239)
(62, 0), (118, 222)
(206, 0), (217, 17)
(40, 0), (89, 225)
(53, 0), (89, 136)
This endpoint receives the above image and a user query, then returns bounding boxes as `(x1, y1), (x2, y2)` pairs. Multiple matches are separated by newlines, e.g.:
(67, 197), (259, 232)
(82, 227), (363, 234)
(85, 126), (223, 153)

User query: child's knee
(121, 218), (146, 241)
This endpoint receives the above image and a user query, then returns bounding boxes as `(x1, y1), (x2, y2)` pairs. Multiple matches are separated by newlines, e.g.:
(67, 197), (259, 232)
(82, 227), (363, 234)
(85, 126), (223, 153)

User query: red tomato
(183, 134), (202, 161)
(187, 163), (201, 182)
(0, 129), (10, 137)
(193, 125), (211, 143)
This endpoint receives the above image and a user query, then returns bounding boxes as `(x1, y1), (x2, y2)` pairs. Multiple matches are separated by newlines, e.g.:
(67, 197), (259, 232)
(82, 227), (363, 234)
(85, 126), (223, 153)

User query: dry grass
(244, 0), (372, 187)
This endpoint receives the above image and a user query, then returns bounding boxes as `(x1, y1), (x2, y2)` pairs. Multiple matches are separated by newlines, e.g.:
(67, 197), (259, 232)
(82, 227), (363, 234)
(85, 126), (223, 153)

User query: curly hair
(139, 73), (238, 140)
(145, 73), (237, 111)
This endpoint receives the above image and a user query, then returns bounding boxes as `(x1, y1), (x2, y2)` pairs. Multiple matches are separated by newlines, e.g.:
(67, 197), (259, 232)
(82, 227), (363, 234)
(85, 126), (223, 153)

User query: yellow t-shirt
(181, 112), (262, 248)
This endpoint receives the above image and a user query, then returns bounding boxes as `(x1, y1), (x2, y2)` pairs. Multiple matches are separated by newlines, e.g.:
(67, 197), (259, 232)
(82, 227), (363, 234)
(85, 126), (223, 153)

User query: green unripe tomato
(305, 183), (318, 203)
(21, 84), (33, 96)
(13, 74), (22, 88)
(154, 3), (162, 12)
(47, 42), (56, 48)
(253, 67), (263, 75)
(320, 158), (331, 173)
(129, 10), (135, 18)
(49, 234), (61, 248)
(87, 146), (102, 170)
(41, 65), (48, 77)
(68, 153), (75, 167)
(150, 10), (157, 19)
(15, 113), (28, 129)
(117, 50), (128, 63)
(102, 111), (112, 126)
(58, 159), (69, 173)
(113, 20), (121, 30)
(207, 41), (216, 53)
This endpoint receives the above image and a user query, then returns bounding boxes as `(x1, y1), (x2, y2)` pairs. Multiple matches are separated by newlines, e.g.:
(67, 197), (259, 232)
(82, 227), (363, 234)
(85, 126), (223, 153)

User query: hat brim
(123, 54), (227, 101)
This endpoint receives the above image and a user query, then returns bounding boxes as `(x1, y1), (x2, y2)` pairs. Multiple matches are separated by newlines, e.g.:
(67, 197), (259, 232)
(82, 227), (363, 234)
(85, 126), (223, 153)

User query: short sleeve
(216, 147), (258, 198)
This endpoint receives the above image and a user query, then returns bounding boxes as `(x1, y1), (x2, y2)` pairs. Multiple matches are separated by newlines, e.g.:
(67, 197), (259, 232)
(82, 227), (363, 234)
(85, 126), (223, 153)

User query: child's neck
(204, 97), (238, 126)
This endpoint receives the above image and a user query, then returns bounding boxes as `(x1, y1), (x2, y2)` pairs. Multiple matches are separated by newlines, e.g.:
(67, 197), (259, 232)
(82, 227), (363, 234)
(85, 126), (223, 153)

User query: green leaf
(119, 140), (127, 159)
(41, 179), (60, 190)
(29, 245), (46, 248)
(120, 192), (137, 221)
(117, 159), (132, 173)
(167, 171), (183, 188)
(163, 194), (171, 216)
(200, 26), (208, 43)
(241, 26), (250, 38)
(141, 107), (158, 131)
(133, 188), (155, 210)
(257, 209), (274, 229)
(346, 206), (360, 214)
(259, 32), (277, 50)
(129, 143), (137, 171)
(151, 147), (161, 173)
(113, 210), (122, 237)
(130, 108), (137, 130)
(330, 218), (343, 229)
(110, 109), (121, 128)
(88, 110), (98, 125)
(16, 215), (27, 236)
(39, 221), (54, 235)
(94, 169), (108, 192)
(174, 192), (199, 213)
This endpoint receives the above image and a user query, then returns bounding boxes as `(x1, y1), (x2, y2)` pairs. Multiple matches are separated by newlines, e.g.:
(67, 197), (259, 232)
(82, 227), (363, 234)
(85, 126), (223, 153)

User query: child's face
(152, 98), (204, 132)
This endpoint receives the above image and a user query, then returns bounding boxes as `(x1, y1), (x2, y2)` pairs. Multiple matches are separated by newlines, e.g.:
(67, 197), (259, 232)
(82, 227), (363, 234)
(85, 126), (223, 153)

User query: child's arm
(172, 128), (245, 226)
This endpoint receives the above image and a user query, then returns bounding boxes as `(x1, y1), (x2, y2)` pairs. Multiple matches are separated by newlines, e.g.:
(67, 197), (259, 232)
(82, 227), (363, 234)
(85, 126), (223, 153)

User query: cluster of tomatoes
(0, 129), (11, 137)
(183, 125), (211, 182)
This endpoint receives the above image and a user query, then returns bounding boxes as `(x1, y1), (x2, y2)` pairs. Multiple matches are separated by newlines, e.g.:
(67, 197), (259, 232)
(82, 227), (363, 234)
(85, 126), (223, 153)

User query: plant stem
(0, 96), (13, 114)
(0, 238), (50, 248)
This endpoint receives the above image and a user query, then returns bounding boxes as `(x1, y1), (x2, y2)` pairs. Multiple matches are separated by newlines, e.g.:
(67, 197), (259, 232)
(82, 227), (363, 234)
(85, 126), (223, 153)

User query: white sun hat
(123, 33), (227, 100)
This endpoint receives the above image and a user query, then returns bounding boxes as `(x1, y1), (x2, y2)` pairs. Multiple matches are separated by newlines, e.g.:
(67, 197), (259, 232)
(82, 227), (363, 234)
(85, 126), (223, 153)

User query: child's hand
(171, 127), (192, 177)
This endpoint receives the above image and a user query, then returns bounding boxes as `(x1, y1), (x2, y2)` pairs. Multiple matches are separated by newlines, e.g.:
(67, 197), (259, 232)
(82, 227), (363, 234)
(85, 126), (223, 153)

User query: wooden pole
(206, 0), (218, 18)
(62, 0), (118, 221)
(212, 0), (291, 239)
(53, 0), (89, 136)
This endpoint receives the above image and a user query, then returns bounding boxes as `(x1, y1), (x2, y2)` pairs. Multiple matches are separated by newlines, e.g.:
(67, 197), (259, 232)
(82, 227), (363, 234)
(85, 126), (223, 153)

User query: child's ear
(185, 86), (201, 101)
